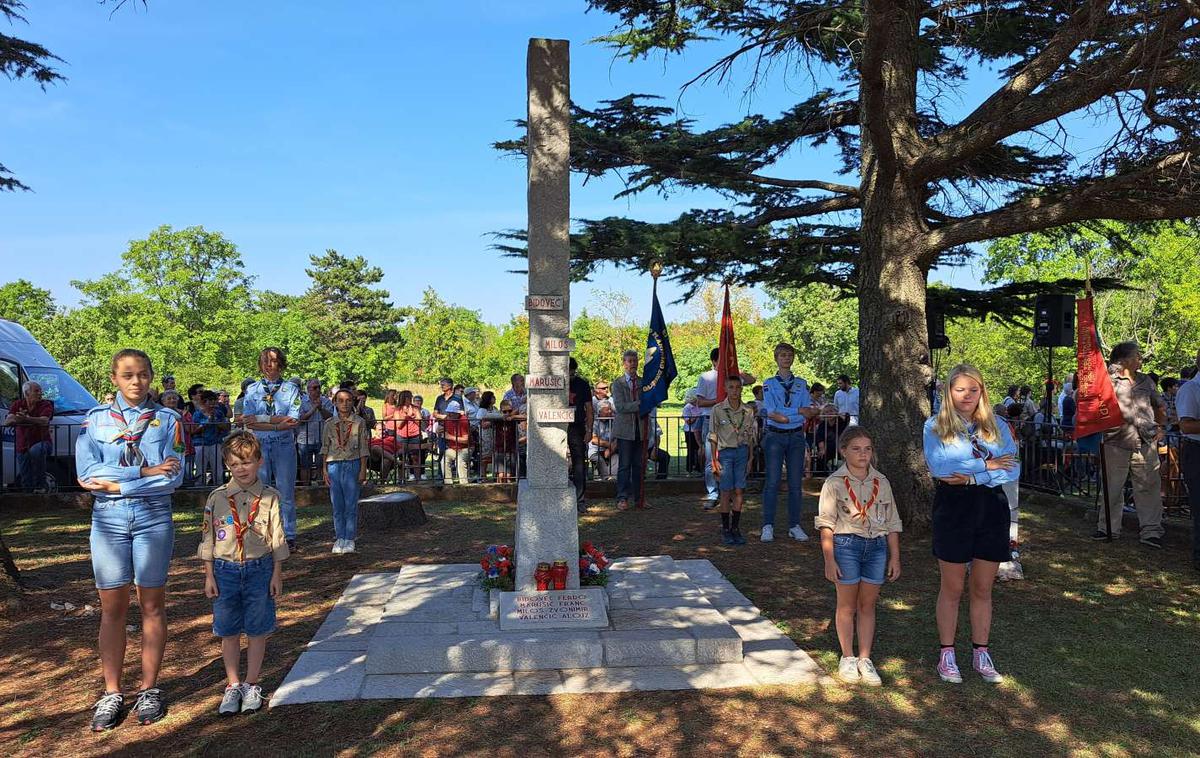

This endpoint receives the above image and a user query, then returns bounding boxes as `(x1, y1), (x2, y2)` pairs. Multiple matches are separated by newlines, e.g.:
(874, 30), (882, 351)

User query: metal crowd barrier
(1, 412), (850, 492)
(12, 414), (1186, 520)
(1015, 421), (1191, 518)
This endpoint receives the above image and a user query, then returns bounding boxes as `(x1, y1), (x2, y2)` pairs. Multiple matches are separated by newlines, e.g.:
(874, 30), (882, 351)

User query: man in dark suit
(611, 349), (645, 510)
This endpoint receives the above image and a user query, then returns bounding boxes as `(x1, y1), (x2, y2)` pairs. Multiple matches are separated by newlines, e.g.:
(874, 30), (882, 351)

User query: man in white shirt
(691, 348), (756, 506)
(833, 374), (860, 427)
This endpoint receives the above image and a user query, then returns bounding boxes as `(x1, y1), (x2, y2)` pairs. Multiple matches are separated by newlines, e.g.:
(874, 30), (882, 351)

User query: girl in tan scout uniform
(322, 388), (370, 555)
(815, 427), (902, 687)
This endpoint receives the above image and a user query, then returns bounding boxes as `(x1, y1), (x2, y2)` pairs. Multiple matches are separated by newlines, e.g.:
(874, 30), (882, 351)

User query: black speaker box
(1033, 293), (1075, 347)
(927, 304), (949, 349)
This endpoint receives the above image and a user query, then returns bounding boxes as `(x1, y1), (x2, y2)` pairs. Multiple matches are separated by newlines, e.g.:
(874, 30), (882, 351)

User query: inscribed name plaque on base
(498, 588), (609, 630)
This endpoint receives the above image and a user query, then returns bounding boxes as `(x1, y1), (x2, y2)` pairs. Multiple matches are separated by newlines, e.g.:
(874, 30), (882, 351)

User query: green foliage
(395, 289), (498, 387)
(299, 250), (405, 391)
(983, 221), (1200, 374)
(766, 284), (858, 383)
(0, 279), (57, 332)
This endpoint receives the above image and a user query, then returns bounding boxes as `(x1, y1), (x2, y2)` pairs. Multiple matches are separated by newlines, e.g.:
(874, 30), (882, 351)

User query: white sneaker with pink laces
(972, 647), (1004, 683)
(937, 648), (962, 683)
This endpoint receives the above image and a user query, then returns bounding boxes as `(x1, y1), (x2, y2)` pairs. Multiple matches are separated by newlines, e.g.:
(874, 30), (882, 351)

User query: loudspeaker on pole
(1033, 293), (1075, 347)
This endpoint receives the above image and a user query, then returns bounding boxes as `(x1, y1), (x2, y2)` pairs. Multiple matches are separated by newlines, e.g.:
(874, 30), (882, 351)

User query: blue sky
(3, 0), (1005, 324)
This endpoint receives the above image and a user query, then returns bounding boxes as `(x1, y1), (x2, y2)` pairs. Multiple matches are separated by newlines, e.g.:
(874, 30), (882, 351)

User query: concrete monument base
(271, 556), (830, 705)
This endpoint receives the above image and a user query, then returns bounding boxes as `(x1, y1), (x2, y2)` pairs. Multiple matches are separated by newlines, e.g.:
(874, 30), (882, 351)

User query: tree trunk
(857, 234), (935, 527)
(857, 0), (935, 527)
(0, 529), (24, 588)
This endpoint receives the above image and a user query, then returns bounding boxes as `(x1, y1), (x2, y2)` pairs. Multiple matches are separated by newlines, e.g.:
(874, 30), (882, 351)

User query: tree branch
(918, 5), (1194, 179)
(926, 151), (1199, 249)
(937, 0), (1110, 146)
(743, 195), (861, 226)
(747, 174), (859, 194)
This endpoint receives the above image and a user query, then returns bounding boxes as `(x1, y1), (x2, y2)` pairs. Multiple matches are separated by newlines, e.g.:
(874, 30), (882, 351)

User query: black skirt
(931, 482), (1011, 563)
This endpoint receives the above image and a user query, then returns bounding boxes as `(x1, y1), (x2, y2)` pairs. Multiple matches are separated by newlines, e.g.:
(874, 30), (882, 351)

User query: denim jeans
(616, 437), (644, 504)
(762, 430), (805, 528)
(1181, 440), (1200, 561)
(327, 459), (361, 541)
(700, 416), (717, 496)
(90, 497), (175, 589)
(16, 440), (49, 491)
(258, 437), (298, 540)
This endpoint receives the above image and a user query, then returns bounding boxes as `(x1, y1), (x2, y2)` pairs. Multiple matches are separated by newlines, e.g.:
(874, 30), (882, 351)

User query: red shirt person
(4, 380), (54, 491)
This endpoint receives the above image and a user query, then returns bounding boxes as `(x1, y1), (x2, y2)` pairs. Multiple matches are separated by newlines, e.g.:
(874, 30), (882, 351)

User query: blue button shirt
(922, 415), (1020, 487)
(242, 378), (303, 444)
(75, 395), (184, 502)
(191, 406), (227, 446)
(761, 374), (812, 430)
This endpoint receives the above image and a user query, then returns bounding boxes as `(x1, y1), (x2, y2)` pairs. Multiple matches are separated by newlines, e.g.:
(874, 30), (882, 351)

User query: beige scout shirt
(815, 465), (903, 539)
(1105, 371), (1163, 450)
(197, 480), (290, 563)
(321, 413), (371, 462)
(708, 399), (758, 449)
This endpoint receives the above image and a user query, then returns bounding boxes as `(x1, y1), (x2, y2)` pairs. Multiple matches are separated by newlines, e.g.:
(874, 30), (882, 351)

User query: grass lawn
(1, 487), (1197, 757)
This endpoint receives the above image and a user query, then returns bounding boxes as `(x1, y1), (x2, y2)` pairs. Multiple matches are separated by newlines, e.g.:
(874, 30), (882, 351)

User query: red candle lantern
(534, 562), (552, 592)
(551, 559), (568, 590)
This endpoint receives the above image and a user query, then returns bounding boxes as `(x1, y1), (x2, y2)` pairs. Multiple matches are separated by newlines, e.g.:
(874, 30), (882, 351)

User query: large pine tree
(498, 0), (1199, 523)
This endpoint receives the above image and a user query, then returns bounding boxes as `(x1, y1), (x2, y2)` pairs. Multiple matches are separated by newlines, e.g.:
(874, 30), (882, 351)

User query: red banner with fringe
(1074, 295), (1123, 439)
(715, 285), (741, 402)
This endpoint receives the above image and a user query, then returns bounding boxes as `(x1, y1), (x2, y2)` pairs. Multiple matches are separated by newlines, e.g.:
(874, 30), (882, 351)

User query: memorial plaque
(526, 294), (565, 311)
(534, 407), (576, 423)
(525, 373), (566, 390)
(539, 336), (575, 352)
(498, 588), (609, 630)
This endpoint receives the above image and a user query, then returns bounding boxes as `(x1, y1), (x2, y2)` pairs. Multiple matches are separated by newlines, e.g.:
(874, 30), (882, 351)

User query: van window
(0, 359), (17, 407)
(23, 367), (97, 414)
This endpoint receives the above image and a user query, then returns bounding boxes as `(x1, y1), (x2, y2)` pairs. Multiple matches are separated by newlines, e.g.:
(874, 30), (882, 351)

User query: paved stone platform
(272, 557), (830, 705)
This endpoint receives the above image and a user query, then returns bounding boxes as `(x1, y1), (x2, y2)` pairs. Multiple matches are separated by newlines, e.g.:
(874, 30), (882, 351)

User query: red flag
(715, 285), (740, 402)
(1073, 295), (1122, 439)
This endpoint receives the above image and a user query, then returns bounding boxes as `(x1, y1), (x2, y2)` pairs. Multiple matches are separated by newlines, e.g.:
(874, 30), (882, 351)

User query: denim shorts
(832, 533), (888, 585)
(90, 498), (175, 590)
(212, 554), (277, 638)
(298, 442), (322, 469)
(718, 445), (749, 491)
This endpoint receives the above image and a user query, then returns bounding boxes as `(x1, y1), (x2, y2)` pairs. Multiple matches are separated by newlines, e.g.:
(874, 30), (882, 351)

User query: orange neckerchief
(843, 474), (881, 523)
(226, 492), (262, 561)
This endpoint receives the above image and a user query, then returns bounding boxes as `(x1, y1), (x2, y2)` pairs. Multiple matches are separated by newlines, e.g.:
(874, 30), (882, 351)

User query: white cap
(445, 401), (463, 414)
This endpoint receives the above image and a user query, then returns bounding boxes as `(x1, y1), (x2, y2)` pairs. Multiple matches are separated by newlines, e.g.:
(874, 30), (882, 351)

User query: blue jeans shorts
(90, 498), (175, 589)
(298, 442), (322, 471)
(718, 445), (749, 491)
(212, 554), (277, 637)
(832, 533), (888, 585)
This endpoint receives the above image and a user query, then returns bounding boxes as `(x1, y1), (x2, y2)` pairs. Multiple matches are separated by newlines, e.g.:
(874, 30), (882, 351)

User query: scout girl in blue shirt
(241, 347), (302, 549)
(76, 349), (184, 731)
(923, 363), (1019, 686)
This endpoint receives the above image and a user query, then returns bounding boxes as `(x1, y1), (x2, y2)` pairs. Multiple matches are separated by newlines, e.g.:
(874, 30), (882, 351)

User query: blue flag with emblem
(640, 278), (677, 415)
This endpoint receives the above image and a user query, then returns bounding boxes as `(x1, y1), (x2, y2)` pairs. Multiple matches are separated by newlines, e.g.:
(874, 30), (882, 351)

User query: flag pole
(638, 264), (663, 510)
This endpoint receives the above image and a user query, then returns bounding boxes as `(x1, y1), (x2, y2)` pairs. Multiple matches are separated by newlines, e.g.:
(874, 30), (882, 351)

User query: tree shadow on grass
(2, 494), (1198, 757)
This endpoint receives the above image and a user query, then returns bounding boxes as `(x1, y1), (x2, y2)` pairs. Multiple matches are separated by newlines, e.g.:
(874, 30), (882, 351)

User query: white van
(0, 319), (98, 491)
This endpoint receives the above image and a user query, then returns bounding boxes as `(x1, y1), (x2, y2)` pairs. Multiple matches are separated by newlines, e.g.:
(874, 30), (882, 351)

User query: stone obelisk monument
(512, 38), (580, 592)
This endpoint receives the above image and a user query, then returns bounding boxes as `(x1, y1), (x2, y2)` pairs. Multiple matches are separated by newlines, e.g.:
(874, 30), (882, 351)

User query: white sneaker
(343, 540), (355, 553)
(788, 525), (810, 541)
(857, 657), (883, 686)
(760, 524), (774, 542)
(837, 656), (860, 683)
(331, 539), (345, 554)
